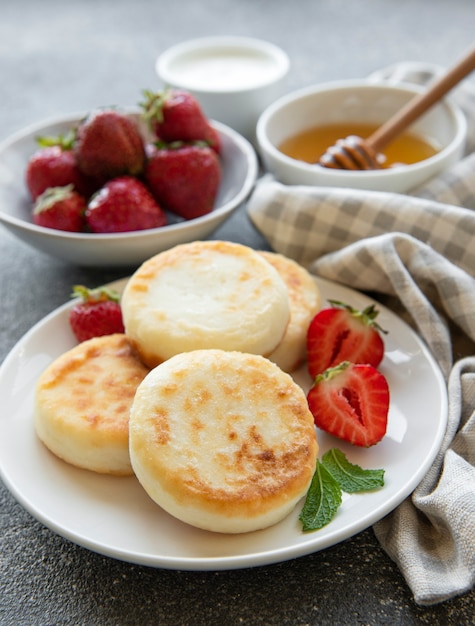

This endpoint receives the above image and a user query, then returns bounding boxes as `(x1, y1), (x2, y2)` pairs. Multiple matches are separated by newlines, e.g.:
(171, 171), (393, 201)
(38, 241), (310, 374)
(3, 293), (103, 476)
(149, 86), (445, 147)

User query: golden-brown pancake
(121, 240), (291, 368)
(129, 349), (318, 533)
(34, 333), (149, 475)
(259, 251), (321, 372)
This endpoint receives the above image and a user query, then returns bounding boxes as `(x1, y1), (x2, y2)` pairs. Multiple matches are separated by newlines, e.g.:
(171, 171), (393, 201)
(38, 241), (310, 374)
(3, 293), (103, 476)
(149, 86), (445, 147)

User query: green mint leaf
(299, 460), (342, 532)
(322, 448), (385, 493)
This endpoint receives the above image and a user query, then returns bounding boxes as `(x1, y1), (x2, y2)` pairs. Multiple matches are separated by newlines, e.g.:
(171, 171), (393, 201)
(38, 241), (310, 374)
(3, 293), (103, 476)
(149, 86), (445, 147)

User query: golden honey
(278, 122), (440, 168)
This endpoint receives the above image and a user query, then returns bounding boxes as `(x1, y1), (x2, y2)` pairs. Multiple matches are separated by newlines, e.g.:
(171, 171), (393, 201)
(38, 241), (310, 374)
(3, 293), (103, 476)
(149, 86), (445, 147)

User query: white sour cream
(167, 49), (285, 92)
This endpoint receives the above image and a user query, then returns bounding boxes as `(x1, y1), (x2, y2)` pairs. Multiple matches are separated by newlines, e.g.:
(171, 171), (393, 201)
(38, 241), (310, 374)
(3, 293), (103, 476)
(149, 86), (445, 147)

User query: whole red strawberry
(32, 185), (86, 232)
(145, 142), (221, 220)
(140, 89), (220, 152)
(74, 109), (146, 183)
(307, 300), (386, 378)
(307, 361), (390, 447)
(85, 176), (167, 233)
(69, 285), (125, 343)
(26, 132), (94, 200)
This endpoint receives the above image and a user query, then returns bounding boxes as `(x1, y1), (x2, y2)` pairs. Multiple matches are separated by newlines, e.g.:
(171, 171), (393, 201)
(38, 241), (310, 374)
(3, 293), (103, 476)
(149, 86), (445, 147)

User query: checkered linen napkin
(247, 63), (475, 605)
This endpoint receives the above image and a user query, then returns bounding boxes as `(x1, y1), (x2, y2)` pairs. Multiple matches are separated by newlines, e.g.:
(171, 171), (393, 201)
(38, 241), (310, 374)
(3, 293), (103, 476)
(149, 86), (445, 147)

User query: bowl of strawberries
(0, 89), (258, 267)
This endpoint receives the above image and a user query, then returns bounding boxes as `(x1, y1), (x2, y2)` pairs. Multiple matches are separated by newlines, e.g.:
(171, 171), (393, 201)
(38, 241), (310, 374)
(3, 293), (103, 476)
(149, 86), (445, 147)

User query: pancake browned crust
(34, 333), (149, 475)
(129, 349), (318, 533)
(121, 240), (291, 368)
(259, 251), (321, 372)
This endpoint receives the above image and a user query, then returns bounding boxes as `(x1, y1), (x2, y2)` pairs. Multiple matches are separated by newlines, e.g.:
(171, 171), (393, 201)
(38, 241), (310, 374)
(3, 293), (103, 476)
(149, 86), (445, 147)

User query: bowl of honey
(256, 80), (467, 193)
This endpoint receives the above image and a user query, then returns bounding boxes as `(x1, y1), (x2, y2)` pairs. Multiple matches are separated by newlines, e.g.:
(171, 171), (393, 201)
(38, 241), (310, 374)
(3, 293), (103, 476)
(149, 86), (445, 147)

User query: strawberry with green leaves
(26, 131), (94, 200)
(307, 300), (386, 378)
(145, 142), (221, 220)
(69, 285), (125, 343)
(307, 361), (390, 447)
(74, 109), (146, 184)
(32, 185), (86, 232)
(140, 89), (220, 153)
(85, 175), (167, 233)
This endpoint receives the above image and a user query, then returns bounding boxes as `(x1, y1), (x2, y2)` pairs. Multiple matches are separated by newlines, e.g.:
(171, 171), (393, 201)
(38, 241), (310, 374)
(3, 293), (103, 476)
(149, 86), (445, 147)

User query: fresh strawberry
(69, 285), (125, 343)
(26, 132), (94, 200)
(307, 300), (386, 378)
(32, 184), (86, 232)
(307, 361), (389, 447)
(145, 142), (221, 220)
(206, 125), (222, 154)
(140, 89), (220, 152)
(85, 175), (167, 233)
(74, 109), (146, 183)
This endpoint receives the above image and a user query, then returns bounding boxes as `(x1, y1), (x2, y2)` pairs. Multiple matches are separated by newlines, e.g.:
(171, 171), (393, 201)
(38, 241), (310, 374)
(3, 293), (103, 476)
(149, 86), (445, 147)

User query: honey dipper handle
(367, 45), (475, 153)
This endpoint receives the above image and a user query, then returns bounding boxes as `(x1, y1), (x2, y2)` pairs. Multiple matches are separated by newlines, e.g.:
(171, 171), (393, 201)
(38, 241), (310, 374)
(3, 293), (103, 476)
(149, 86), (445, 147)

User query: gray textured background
(1, 0), (474, 624)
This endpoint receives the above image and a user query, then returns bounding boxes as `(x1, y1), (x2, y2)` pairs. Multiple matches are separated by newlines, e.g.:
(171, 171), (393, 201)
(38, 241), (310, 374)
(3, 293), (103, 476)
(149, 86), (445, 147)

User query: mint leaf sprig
(321, 448), (385, 493)
(299, 461), (342, 532)
(299, 448), (385, 532)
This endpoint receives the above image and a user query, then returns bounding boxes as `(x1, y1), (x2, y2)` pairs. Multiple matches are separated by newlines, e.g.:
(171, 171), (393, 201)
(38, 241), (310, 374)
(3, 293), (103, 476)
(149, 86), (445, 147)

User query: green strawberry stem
(153, 139), (211, 150)
(327, 299), (388, 334)
(140, 88), (169, 126)
(71, 284), (121, 304)
(36, 129), (76, 150)
(33, 185), (76, 214)
(314, 360), (351, 384)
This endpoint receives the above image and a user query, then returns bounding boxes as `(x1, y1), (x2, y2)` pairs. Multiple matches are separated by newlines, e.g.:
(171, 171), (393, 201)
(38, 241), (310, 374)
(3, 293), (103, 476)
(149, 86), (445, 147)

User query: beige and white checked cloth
(247, 63), (475, 606)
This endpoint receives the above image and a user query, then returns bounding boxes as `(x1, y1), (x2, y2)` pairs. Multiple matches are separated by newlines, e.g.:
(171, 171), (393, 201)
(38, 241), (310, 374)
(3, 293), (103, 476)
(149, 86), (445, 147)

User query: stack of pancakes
(35, 241), (321, 533)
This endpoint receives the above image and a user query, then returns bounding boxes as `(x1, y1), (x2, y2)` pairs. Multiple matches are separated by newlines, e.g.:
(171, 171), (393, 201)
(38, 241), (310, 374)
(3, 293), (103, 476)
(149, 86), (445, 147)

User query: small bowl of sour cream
(156, 36), (290, 141)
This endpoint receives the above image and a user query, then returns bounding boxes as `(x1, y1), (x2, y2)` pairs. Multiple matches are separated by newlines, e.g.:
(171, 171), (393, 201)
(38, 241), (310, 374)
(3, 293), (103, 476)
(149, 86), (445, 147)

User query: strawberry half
(307, 300), (386, 378)
(69, 285), (125, 343)
(307, 361), (389, 447)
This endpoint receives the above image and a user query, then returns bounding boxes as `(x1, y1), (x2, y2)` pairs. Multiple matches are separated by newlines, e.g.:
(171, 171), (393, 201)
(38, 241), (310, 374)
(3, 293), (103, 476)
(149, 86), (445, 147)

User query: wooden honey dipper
(319, 45), (475, 170)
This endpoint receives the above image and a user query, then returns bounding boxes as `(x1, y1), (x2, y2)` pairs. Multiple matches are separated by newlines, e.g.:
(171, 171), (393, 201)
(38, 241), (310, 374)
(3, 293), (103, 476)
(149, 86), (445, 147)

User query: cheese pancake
(259, 251), (321, 372)
(34, 334), (149, 475)
(121, 240), (291, 368)
(129, 349), (318, 533)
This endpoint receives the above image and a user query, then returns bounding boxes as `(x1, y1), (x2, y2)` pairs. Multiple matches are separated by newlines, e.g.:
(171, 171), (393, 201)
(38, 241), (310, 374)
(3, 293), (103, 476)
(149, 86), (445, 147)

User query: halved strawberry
(307, 300), (386, 378)
(307, 361), (389, 447)
(69, 285), (125, 343)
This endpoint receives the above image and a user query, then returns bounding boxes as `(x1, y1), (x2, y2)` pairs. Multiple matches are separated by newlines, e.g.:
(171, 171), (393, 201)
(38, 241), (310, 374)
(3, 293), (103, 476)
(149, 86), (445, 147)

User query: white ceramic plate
(0, 277), (447, 570)
(0, 112), (258, 267)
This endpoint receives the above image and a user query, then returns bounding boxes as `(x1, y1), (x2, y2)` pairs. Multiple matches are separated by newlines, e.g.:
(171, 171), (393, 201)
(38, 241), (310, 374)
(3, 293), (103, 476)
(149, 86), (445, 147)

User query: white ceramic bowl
(0, 112), (258, 268)
(256, 80), (467, 193)
(156, 36), (290, 141)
